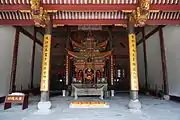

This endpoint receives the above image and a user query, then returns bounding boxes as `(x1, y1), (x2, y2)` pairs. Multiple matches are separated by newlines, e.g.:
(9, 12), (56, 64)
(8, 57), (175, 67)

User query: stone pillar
(127, 18), (141, 109)
(38, 16), (52, 111)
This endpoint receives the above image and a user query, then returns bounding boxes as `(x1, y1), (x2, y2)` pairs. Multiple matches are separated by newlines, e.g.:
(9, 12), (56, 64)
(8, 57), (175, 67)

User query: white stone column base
(128, 99), (141, 110)
(62, 90), (66, 97)
(38, 101), (51, 111)
(111, 90), (114, 97)
(163, 95), (170, 100)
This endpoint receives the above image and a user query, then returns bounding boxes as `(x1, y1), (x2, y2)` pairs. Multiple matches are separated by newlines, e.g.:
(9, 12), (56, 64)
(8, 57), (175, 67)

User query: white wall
(15, 27), (42, 90)
(163, 26), (180, 96)
(0, 26), (15, 97)
(0, 26), (42, 97)
(15, 33), (33, 90)
(146, 32), (163, 91)
(33, 44), (42, 88)
(21, 26), (43, 88)
(137, 43), (145, 89)
(137, 26), (163, 92)
(138, 25), (180, 97)
(136, 32), (146, 89)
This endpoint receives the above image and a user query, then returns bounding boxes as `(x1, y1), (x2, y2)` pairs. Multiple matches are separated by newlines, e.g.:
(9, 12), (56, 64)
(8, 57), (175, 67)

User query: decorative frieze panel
(53, 11), (127, 20)
(148, 12), (180, 20)
(150, 0), (179, 4)
(0, 11), (32, 20)
(0, 11), (179, 21)
(42, 0), (137, 4)
(0, 0), (29, 4)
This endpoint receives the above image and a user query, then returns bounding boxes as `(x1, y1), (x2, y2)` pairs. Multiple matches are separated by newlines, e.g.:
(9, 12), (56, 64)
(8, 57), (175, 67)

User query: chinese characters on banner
(128, 34), (139, 91)
(110, 55), (114, 85)
(40, 34), (51, 91)
(7, 96), (23, 101)
(4, 95), (28, 110)
(66, 55), (69, 85)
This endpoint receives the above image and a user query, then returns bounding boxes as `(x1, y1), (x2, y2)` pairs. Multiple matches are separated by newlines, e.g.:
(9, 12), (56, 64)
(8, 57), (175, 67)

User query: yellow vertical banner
(110, 55), (114, 85)
(66, 55), (69, 85)
(40, 34), (51, 91)
(128, 34), (139, 91)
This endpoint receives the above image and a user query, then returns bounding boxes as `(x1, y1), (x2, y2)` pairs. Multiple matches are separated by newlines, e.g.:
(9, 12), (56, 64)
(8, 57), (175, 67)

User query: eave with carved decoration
(0, 0), (179, 26)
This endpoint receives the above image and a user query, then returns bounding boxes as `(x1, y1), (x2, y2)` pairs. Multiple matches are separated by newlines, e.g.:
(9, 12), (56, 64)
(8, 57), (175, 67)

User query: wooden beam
(137, 25), (165, 46)
(15, 26), (43, 47)
(142, 27), (148, 92)
(147, 20), (180, 25)
(159, 27), (169, 95)
(53, 19), (127, 25)
(1, 19), (179, 26)
(0, 4), (136, 11)
(9, 27), (20, 93)
(43, 4), (136, 11)
(150, 4), (180, 11)
(0, 5), (30, 11)
(0, 4), (180, 11)
(0, 20), (34, 25)
(36, 26), (130, 33)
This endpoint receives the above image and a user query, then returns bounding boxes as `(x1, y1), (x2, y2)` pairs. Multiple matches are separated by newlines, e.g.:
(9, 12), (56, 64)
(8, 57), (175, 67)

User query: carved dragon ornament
(130, 0), (151, 27)
(30, 0), (50, 27)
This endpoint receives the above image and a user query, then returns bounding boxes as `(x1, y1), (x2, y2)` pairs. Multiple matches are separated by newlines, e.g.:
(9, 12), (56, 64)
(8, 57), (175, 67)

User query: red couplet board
(4, 95), (28, 110)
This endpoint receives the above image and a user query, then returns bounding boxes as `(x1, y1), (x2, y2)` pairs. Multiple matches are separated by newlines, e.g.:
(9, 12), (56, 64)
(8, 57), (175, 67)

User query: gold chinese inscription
(110, 55), (114, 85)
(66, 55), (69, 85)
(40, 34), (51, 91)
(128, 34), (139, 91)
(6, 96), (23, 102)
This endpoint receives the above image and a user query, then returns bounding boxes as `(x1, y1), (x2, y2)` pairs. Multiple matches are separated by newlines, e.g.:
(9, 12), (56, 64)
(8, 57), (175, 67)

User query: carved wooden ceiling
(0, 0), (179, 5)
(0, 0), (179, 26)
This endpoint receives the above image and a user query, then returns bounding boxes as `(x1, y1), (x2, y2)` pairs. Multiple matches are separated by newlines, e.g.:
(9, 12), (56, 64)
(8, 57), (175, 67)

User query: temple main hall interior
(0, 0), (180, 120)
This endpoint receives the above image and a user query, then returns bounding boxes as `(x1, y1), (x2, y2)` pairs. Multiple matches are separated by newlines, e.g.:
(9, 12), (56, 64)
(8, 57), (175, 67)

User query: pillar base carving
(128, 99), (141, 110)
(38, 101), (51, 111)
(163, 95), (170, 100)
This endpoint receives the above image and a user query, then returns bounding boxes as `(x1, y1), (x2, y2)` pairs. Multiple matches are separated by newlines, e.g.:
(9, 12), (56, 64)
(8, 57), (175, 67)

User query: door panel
(113, 59), (130, 91)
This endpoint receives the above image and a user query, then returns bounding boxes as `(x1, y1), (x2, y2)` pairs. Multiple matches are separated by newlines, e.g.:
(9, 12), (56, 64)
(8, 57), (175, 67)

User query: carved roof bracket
(30, 0), (51, 27)
(129, 0), (151, 27)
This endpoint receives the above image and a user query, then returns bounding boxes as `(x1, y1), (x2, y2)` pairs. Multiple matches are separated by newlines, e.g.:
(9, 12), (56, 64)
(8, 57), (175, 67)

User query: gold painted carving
(53, 24), (65, 28)
(129, 0), (151, 27)
(30, 0), (50, 27)
(128, 34), (139, 90)
(19, 10), (31, 13)
(30, 0), (41, 10)
(122, 10), (133, 13)
(149, 10), (160, 12)
(114, 24), (127, 27)
(46, 10), (58, 13)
